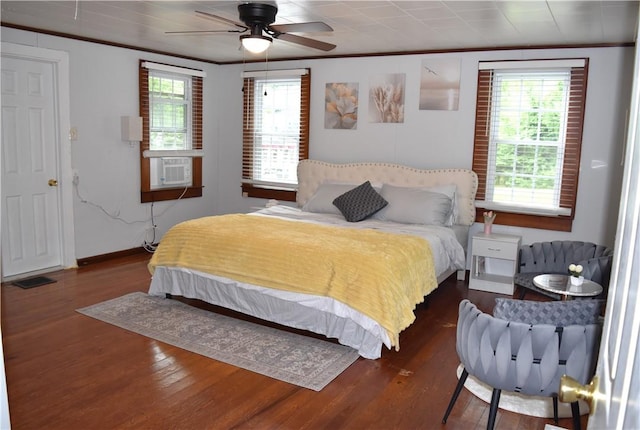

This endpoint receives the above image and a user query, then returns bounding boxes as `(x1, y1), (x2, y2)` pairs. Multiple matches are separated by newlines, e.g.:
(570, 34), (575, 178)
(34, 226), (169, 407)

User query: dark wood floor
(1, 253), (587, 429)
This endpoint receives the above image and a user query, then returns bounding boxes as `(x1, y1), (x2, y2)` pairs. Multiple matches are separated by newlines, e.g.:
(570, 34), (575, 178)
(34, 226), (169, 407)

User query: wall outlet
(72, 170), (79, 185)
(69, 127), (78, 141)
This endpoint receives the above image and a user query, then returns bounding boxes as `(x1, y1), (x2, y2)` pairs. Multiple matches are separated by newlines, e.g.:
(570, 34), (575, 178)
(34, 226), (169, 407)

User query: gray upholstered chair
(442, 299), (602, 430)
(515, 241), (613, 300)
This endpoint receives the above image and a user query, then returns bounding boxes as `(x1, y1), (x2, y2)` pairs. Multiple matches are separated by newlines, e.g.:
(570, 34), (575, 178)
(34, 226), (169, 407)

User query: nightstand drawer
(473, 238), (519, 259)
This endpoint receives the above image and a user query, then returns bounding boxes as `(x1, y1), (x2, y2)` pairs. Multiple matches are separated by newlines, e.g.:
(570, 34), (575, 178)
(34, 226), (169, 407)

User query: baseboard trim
(77, 247), (152, 266)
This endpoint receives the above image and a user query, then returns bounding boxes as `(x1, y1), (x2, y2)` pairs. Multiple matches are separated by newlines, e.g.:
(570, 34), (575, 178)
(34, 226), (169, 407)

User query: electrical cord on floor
(142, 240), (157, 253)
(142, 185), (189, 253)
(143, 202), (158, 253)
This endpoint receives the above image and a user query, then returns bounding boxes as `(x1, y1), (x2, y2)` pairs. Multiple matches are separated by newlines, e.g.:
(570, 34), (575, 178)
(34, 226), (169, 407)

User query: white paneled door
(1, 55), (63, 277)
(586, 23), (640, 429)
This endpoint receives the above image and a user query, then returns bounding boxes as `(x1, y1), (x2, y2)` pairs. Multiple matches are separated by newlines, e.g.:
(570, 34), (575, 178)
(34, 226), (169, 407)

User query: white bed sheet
(148, 205), (466, 359)
(251, 205), (466, 276)
(149, 266), (390, 359)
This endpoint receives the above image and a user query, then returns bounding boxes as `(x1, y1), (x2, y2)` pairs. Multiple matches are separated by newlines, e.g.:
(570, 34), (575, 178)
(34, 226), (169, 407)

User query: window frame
(241, 68), (310, 202)
(139, 60), (204, 203)
(472, 59), (589, 231)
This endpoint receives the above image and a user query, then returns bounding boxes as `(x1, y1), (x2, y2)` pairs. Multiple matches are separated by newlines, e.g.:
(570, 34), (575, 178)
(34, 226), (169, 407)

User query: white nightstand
(469, 232), (522, 295)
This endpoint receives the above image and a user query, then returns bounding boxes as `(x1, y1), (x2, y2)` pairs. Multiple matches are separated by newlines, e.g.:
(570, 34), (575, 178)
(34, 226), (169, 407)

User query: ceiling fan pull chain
(263, 51), (269, 97)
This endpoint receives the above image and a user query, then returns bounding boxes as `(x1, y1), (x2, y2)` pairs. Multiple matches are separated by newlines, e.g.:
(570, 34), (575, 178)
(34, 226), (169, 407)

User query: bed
(148, 160), (478, 359)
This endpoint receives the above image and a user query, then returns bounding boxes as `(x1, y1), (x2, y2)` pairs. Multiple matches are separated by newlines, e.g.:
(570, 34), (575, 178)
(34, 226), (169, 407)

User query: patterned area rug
(77, 292), (359, 391)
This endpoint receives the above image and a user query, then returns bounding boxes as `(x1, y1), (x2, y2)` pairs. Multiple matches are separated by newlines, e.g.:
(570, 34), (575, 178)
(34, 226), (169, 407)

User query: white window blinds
(139, 60), (204, 202)
(472, 59), (588, 231)
(242, 69), (310, 193)
(484, 69), (571, 215)
(142, 61), (207, 77)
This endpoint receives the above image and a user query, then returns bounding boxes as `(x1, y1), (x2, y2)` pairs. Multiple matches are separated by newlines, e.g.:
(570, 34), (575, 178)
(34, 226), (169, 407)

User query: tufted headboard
(297, 159), (478, 226)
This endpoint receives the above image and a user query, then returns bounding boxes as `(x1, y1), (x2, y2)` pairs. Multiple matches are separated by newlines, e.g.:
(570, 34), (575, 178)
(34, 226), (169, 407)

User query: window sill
(141, 186), (202, 203)
(142, 149), (204, 158)
(474, 208), (573, 232)
(476, 208), (573, 231)
(241, 184), (296, 202)
(475, 201), (571, 217)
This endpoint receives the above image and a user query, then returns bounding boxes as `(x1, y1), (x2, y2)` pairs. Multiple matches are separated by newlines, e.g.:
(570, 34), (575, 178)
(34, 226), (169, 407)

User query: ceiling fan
(166, 2), (336, 54)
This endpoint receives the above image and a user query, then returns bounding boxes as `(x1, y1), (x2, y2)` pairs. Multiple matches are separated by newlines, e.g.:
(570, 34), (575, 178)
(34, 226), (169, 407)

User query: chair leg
(442, 368), (469, 424)
(571, 401), (581, 430)
(552, 394), (559, 424)
(487, 389), (501, 430)
(519, 286), (527, 299)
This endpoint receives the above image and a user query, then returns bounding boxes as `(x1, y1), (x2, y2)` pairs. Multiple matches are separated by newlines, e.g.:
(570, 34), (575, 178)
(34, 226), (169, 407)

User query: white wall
(1, 28), (222, 259)
(219, 47), (634, 250)
(1, 26), (633, 259)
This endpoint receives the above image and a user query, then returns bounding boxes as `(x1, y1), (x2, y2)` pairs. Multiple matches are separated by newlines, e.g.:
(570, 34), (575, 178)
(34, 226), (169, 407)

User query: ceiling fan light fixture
(240, 34), (272, 54)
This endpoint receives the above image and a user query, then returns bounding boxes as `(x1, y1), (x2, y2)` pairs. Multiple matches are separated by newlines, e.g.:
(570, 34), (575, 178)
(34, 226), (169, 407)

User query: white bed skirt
(148, 266), (392, 359)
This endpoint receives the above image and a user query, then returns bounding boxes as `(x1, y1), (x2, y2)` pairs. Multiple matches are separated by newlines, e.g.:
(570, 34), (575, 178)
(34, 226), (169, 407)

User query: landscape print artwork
(368, 73), (406, 123)
(325, 82), (358, 129)
(419, 58), (461, 110)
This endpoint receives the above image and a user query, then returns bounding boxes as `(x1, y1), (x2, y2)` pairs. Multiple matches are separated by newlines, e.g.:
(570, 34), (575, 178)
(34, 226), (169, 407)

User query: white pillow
(428, 184), (458, 226)
(373, 184), (453, 226)
(302, 183), (361, 215)
(302, 182), (383, 214)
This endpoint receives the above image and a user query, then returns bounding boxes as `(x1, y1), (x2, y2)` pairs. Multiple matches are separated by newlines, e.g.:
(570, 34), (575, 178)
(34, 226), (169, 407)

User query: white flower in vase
(568, 264), (584, 286)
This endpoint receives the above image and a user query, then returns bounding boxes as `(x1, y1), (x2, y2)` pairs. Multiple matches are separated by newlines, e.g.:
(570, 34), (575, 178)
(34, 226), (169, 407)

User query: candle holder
(483, 211), (496, 235)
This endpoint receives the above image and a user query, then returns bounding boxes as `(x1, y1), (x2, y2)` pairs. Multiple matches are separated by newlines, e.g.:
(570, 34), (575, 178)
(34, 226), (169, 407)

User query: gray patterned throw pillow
(333, 181), (388, 222)
(493, 298), (602, 326)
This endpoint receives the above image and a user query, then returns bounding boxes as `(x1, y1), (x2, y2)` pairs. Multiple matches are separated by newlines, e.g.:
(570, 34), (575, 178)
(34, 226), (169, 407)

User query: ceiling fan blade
(274, 33), (336, 51)
(270, 22), (333, 34)
(165, 29), (245, 35)
(195, 10), (246, 30)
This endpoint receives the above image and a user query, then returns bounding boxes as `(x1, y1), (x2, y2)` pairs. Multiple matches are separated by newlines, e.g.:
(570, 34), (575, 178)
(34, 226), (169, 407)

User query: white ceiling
(1, 1), (638, 64)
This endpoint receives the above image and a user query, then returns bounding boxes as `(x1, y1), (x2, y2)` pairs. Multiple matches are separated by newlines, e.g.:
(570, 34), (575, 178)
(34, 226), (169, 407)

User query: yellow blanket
(148, 214), (437, 349)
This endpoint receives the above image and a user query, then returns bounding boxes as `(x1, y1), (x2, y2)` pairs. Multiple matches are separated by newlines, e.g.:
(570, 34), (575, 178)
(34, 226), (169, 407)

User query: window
(472, 59), (588, 231)
(139, 60), (204, 203)
(242, 68), (310, 201)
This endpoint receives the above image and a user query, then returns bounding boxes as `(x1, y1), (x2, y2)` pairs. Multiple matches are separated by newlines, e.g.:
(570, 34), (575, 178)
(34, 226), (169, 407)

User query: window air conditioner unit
(161, 157), (192, 186)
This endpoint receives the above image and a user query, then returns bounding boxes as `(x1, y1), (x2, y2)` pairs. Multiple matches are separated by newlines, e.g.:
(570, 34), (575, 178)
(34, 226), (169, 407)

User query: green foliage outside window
(149, 76), (185, 98)
(491, 73), (567, 205)
(149, 75), (188, 150)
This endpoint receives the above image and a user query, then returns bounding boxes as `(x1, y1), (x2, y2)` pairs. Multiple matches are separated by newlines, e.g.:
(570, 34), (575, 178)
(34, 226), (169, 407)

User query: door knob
(559, 375), (598, 414)
(48, 179), (58, 187)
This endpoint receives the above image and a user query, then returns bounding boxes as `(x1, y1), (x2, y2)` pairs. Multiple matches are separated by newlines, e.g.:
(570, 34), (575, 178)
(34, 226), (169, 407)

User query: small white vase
(570, 276), (584, 286)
